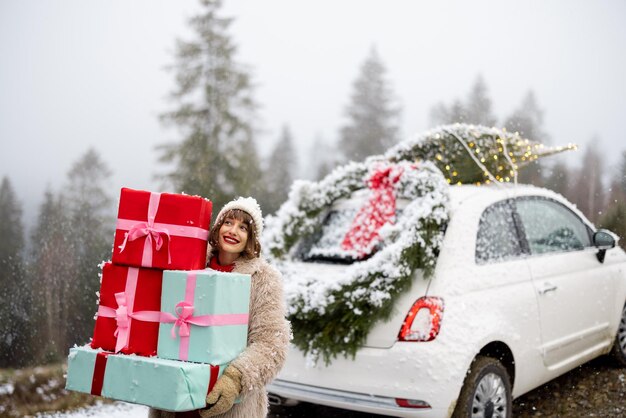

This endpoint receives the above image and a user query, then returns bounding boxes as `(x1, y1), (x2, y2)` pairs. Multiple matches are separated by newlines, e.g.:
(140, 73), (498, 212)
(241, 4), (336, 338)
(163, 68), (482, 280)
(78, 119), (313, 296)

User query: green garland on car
(265, 158), (450, 364)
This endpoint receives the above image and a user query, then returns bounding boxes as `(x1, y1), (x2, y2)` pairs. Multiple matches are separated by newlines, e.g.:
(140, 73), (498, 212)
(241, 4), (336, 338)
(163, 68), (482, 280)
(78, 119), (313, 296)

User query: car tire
(610, 303), (626, 367)
(452, 356), (512, 418)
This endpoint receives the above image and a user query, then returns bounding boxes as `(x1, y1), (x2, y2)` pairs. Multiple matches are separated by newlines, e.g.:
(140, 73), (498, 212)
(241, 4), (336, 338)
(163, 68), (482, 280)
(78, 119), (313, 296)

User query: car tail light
(398, 296), (444, 342)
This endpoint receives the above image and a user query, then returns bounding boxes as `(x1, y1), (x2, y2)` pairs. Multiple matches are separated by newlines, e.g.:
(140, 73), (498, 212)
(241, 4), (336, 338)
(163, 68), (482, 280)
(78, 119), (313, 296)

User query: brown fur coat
(148, 256), (291, 418)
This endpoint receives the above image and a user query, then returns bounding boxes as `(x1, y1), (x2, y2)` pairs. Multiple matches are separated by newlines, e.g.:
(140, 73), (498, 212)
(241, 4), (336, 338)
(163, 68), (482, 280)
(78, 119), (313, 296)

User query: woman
(149, 197), (291, 418)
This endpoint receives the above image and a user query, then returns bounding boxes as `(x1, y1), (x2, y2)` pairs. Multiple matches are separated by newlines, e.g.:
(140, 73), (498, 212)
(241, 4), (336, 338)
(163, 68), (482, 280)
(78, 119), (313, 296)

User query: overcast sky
(1, 0), (625, 226)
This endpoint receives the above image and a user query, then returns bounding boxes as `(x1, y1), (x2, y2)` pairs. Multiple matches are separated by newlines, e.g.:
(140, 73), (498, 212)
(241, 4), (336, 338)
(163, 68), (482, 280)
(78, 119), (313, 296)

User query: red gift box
(111, 188), (213, 270)
(91, 263), (163, 356)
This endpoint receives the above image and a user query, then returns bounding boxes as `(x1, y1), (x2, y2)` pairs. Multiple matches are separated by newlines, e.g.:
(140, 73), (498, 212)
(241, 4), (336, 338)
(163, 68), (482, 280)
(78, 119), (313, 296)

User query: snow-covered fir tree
(465, 75), (497, 127)
(429, 99), (465, 127)
(599, 150), (626, 250)
(0, 177), (29, 367)
(504, 90), (550, 186)
(429, 75), (496, 127)
(339, 47), (400, 162)
(29, 189), (76, 363)
(63, 149), (113, 346)
(158, 0), (262, 212)
(544, 160), (571, 198)
(571, 141), (606, 223)
(25, 150), (113, 364)
(262, 125), (298, 214)
(307, 134), (339, 181)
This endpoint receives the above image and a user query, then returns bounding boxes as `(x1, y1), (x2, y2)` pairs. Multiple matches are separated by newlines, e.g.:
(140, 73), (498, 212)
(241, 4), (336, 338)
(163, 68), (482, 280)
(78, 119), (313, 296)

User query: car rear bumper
(268, 379), (448, 418)
(268, 343), (468, 418)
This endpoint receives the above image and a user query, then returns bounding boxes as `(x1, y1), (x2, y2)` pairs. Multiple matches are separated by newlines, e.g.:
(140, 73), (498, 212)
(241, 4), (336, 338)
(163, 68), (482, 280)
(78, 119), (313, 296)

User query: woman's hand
(199, 365), (242, 417)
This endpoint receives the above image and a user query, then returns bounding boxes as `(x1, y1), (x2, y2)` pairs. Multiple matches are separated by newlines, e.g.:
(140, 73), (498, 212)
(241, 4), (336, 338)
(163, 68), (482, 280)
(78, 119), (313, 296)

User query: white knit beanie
(216, 197), (264, 238)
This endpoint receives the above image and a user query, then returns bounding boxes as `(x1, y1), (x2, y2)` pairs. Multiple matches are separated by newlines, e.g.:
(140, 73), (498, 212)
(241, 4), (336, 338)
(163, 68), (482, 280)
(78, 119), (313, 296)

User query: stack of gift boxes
(65, 188), (251, 412)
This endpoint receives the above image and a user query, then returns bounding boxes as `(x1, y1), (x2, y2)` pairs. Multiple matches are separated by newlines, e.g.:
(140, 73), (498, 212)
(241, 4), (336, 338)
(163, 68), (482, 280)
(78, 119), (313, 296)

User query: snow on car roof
(446, 183), (595, 229)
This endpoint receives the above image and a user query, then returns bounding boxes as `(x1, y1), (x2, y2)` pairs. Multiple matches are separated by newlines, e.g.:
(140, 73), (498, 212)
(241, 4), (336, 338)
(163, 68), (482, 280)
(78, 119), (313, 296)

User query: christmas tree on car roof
(386, 123), (577, 186)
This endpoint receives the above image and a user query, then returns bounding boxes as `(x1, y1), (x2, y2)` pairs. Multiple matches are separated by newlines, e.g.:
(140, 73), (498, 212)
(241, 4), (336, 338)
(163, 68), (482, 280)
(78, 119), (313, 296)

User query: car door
(514, 196), (615, 370)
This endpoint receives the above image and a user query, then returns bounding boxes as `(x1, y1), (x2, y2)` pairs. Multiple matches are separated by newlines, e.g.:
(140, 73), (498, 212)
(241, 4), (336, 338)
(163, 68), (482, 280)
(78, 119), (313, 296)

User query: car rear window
(305, 208), (360, 262)
(297, 207), (404, 263)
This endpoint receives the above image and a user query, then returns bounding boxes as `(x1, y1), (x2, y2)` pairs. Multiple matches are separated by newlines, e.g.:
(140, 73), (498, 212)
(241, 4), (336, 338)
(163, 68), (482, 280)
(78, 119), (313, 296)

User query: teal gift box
(157, 269), (251, 364)
(65, 345), (224, 411)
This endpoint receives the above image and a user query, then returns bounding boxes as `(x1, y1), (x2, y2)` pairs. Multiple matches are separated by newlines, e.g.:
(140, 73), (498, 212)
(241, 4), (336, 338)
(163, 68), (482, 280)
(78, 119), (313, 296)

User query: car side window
(475, 200), (523, 264)
(514, 197), (591, 255)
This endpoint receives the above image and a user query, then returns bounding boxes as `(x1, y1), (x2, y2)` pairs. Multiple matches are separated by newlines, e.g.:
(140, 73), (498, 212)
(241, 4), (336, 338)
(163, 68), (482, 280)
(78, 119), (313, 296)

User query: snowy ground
(37, 402), (148, 418)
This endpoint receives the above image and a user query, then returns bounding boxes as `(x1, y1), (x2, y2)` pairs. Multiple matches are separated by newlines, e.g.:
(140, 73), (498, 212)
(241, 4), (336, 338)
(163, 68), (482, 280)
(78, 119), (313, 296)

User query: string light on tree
(387, 123), (577, 186)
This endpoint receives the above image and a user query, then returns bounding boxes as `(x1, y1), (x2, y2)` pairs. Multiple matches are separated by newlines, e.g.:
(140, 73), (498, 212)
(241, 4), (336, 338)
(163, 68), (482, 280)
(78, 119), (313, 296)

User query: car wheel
(452, 356), (512, 418)
(610, 304), (626, 367)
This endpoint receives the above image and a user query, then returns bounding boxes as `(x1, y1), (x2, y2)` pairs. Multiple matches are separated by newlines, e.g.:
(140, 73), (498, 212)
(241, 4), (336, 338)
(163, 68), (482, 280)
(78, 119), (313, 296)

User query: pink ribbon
(96, 267), (162, 353)
(117, 192), (172, 266)
(159, 272), (249, 361)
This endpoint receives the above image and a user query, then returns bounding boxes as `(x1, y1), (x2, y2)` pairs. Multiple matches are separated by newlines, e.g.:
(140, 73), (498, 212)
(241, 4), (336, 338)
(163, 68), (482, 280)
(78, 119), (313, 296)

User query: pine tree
(26, 150), (112, 363)
(619, 150), (626, 196)
(504, 91), (549, 143)
(261, 126), (298, 215)
(305, 134), (338, 181)
(0, 177), (29, 367)
(504, 90), (550, 186)
(599, 200), (626, 251)
(158, 0), (262, 213)
(429, 99), (466, 126)
(63, 148), (113, 347)
(544, 160), (571, 198)
(29, 189), (76, 363)
(570, 142), (605, 224)
(339, 47), (400, 162)
(465, 75), (497, 126)
(429, 75), (496, 127)
(600, 150), (626, 250)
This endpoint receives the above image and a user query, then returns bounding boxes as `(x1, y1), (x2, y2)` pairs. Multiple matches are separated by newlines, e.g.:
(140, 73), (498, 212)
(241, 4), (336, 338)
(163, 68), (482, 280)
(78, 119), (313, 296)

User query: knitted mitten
(199, 365), (242, 418)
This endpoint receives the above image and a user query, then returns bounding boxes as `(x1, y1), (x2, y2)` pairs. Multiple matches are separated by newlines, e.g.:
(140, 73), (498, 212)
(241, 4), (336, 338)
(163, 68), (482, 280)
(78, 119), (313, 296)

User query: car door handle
(537, 282), (558, 295)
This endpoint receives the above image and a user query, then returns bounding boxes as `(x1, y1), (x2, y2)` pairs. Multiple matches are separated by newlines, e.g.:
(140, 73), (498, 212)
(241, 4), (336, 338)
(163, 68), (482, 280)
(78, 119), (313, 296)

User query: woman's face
(218, 217), (249, 256)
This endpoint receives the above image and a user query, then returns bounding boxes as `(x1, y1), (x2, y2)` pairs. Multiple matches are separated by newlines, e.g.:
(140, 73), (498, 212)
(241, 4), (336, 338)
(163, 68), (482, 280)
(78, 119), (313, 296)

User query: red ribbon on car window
(341, 164), (404, 258)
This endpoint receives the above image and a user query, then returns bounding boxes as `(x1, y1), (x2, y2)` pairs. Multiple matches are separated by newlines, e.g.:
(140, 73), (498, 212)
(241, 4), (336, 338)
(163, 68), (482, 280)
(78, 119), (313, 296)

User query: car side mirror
(593, 229), (616, 263)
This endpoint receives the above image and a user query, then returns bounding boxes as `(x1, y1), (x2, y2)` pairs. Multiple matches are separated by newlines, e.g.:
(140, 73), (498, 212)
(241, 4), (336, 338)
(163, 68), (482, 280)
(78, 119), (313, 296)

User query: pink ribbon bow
(118, 192), (172, 265)
(119, 220), (172, 263)
(161, 301), (210, 338)
(160, 302), (249, 361)
(96, 266), (163, 353)
(112, 292), (130, 348)
(97, 290), (163, 353)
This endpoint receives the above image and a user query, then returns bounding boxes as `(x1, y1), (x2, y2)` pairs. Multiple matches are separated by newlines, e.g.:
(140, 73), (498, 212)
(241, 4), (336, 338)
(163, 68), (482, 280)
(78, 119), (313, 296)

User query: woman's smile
(223, 235), (240, 245)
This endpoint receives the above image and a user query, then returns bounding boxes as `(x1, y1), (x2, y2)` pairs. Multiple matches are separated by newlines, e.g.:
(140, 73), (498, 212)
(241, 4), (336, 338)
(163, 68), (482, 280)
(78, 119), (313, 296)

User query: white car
(268, 184), (626, 418)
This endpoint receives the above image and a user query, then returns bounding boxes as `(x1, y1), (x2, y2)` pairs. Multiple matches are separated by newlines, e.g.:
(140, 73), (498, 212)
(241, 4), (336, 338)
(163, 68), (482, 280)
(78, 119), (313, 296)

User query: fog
(1, 0), (625, 227)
